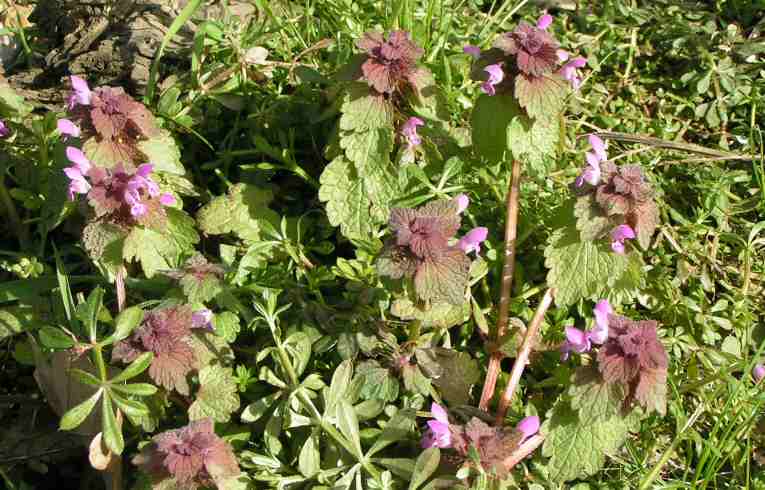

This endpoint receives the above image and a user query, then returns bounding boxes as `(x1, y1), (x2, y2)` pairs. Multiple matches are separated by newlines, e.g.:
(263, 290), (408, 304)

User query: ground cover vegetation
(0, 0), (764, 488)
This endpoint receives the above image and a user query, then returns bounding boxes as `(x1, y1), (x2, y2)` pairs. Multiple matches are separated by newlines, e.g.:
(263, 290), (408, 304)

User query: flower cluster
(356, 30), (424, 95)
(561, 299), (612, 360)
(64, 144), (174, 225)
(469, 13), (587, 98)
(377, 196), (487, 305)
(133, 418), (240, 489)
(421, 403), (540, 477)
(573, 135), (658, 253)
(597, 314), (669, 412)
(59, 76), (160, 169)
(112, 305), (202, 395)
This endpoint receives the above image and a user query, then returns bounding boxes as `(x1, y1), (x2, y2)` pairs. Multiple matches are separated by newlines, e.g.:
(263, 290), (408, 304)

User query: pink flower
(589, 299), (612, 344)
(560, 56), (587, 90)
(402, 117), (424, 150)
(517, 416), (540, 442)
(463, 45), (481, 59)
(191, 309), (214, 331)
(459, 227), (488, 255)
(57, 119), (80, 138)
(454, 194), (469, 214)
(481, 64), (504, 96)
(421, 403), (451, 449)
(0, 120), (9, 138)
(64, 147), (92, 200)
(611, 224), (636, 254)
(753, 364), (765, 383)
(575, 134), (607, 187)
(159, 193), (176, 206)
(560, 326), (592, 360)
(537, 13), (553, 30)
(68, 75), (91, 109)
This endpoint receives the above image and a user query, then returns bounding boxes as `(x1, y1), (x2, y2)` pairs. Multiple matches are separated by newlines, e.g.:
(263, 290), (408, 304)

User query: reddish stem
(478, 159), (522, 411)
(115, 266), (126, 313)
(502, 433), (545, 472)
(495, 288), (555, 425)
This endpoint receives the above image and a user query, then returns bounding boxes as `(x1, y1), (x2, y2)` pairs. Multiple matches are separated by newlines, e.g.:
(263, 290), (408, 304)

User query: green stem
(92, 344), (108, 382)
(269, 324), (381, 483)
(0, 173), (28, 247)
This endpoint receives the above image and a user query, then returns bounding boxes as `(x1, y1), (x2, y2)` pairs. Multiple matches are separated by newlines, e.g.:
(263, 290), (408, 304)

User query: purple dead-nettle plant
(421, 402), (452, 449)
(191, 308), (214, 331)
(575, 135), (607, 187)
(57, 118), (81, 138)
(65, 145), (174, 226)
(133, 418), (240, 489)
(455, 194), (470, 214)
(463, 45), (481, 59)
(401, 116), (424, 150)
(468, 13), (587, 115)
(0, 120), (10, 138)
(66, 78), (161, 169)
(561, 299), (612, 360)
(356, 30), (425, 95)
(753, 364), (765, 383)
(377, 199), (472, 305)
(572, 135), (659, 252)
(597, 314), (669, 413)
(481, 64), (505, 96)
(112, 305), (199, 395)
(459, 227), (489, 255)
(162, 253), (226, 304)
(448, 415), (542, 478)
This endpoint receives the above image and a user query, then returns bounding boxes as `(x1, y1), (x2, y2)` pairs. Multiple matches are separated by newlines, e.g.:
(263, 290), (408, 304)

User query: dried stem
(478, 159), (522, 411)
(495, 288), (555, 425)
(502, 433), (545, 472)
(115, 266), (126, 313)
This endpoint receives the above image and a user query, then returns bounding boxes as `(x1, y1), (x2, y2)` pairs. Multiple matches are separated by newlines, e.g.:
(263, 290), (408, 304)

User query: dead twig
(478, 159), (522, 412)
(495, 288), (555, 425)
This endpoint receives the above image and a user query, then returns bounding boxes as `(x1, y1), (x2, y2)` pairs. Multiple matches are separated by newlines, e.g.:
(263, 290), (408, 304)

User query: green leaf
(319, 156), (392, 239)
(0, 307), (32, 340)
(569, 366), (625, 423)
(337, 400), (363, 458)
(339, 83), (395, 132)
(212, 311), (240, 343)
(416, 348), (480, 406)
(81, 220), (126, 270)
(190, 330), (235, 368)
(514, 73), (569, 121)
(409, 447), (440, 490)
(507, 113), (559, 176)
(390, 298), (469, 329)
(109, 352), (154, 384)
(123, 209), (199, 278)
(101, 393), (124, 455)
(196, 183), (278, 242)
(81, 287), (104, 342)
(136, 130), (185, 175)
(414, 249), (471, 306)
(355, 360), (400, 403)
(188, 365), (240, 423)
(574, 194), (613, 241)
(108, 389), (150, 418)
(39, 326), (74, 349)
(60, 389), (103, 431)
(298, 431), (321, 477)
(112, 306), (144, 343)
(109, 382), (157, 396)
(541, 400), (637, 483)
(69, 368), (102, 387)
(340, 128), (394, 173)
(544, 225), (630, 306)
(0, 85), (32, 116)
(326, 360), (354, 413)
(471, 94), (516, 163)
(241, 392), (282, 423)
(367, 409), (416, 457)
